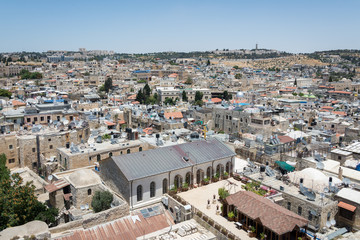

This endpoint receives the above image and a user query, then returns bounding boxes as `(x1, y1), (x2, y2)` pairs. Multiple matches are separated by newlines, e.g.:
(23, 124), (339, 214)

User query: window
(48, 138), (51, 142)
(32, 148), (36, 152)
(88, 189), (92, 195)
(150, 182), (156, 198)
(27, 118), (31, 122)
(162, 178), (168, 194)
(9, 145), (13, 150)
(139, 147), (142, 152)
(287, 202), (291, 210)
(120, 151), (123, 155)
(338, 156), (342, 161)
(137, 185), (143, 202)
(47, 116), (51, 121)
(109, 152), (113, 157)
(8, 158), (15, 164)
(34, 117), (38, 122)
(97, 154), (101, 161)
(89, 156), (92, 161)
(298, 206), (302, 215)
(41, 116), (44, 121)
(50, 145), (53, 149)
(127, 149), (131, 154)
(339, 208), (354, 220)
(308, 211), (313, 221)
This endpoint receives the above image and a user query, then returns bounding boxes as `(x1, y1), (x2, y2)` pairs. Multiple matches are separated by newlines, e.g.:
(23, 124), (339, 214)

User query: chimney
(338, 167), (343, 180)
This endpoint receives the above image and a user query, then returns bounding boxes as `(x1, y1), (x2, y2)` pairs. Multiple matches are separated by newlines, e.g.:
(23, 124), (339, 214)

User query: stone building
(0, 133), (19, 168)
(57, 139), (149, 171)
(100, 139), (236, 209)
(212, 108), (251, 134)
(247, 172), (338, 232)
(335, 188), (360, 230)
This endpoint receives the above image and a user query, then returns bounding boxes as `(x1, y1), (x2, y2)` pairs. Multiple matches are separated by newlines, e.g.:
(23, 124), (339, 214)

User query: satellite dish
(47, 175), (53, 181)
(326, 221), (331, 228)
(343, 178), (351, 185)
(316, 162), (324, 170)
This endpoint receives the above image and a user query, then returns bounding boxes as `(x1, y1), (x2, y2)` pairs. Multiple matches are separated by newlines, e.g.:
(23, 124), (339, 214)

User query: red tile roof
(54, 211), (173, 240)
(277, 135), (295, 144)
(332, 111), (347, 116)
(321, 106), (334, 110)
(104, 120), (116, 126)
(328, 91), (351, 94)
(164, 111), (183, 119)
(225, 191), (308, 235)
(12, 100), (26, 106)
(204, 98), (222, 103)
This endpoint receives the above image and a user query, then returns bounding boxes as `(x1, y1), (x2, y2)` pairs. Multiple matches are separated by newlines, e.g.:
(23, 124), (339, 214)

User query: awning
(275, 161), (295, 172)
(338, 201), (356, 212)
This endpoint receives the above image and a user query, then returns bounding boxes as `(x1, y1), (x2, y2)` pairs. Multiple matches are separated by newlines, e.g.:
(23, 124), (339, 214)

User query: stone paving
(178, 177), (256, 240)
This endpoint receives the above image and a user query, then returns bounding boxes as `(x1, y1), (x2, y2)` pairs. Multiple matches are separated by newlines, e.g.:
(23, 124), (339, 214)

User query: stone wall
(49, 202), (129, 234)
(0, 134), (18, 168)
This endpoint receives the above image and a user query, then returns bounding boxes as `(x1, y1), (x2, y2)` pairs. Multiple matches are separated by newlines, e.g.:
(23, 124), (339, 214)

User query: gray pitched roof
(110, 139), (235, 181)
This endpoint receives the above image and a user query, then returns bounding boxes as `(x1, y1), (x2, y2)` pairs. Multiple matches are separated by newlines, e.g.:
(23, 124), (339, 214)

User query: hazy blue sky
(1, 0), (359, 53)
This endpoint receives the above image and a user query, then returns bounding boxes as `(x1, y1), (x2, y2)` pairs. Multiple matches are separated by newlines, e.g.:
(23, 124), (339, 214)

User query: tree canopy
(0, 89), (12, 98)
(20, 69), (42, 79)
(104, 77), (113, 93)
(223, 91), (231, 101)
(182, 91), (188, 102)
(0, 154), (58, 231)
(235, 73), (242, 79)
(194, 91), (203, 102)
(91, 191), (113, 213)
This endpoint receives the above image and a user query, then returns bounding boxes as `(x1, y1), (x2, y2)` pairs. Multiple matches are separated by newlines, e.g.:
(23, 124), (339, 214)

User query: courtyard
(178, 177), (256, 240)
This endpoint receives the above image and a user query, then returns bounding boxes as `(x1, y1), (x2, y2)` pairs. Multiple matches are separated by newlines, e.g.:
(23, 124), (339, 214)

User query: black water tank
(260, 166), (266, 172)
(300, 178), (304, 184)
(156, 133), (160, 139)
(66, 142), (70, 149)
(329, 177), (332, 183)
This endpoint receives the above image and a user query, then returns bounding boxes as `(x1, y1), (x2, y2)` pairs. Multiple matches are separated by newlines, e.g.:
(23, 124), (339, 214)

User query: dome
(236, 92), (244, 98)
(288, 168), (342, 192)
(68, 169), (101, 188)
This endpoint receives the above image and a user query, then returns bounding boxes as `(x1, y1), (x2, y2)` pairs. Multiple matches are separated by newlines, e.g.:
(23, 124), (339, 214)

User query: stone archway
(216, 164), (224, 177)
(174, 175), (183, 189)
(196, 169), (205, 184)
(206, 166), (213, 179)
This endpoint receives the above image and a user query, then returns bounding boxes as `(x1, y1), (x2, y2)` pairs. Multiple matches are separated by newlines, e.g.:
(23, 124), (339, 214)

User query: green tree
(136, 89), (145, 103)
(235, 73), (242, 79)
(195, 91), (203, 102)
(164, 97), (175, 105)
(299, 92), (304, 97)
(206, 59), (210, 66)
(153, 92), (159, 104)
(182, 91), (188, 102)
(223, 91), (231, 101)
(233, 65), (239, 70)
(91, 191), (113, 213)
(0, 89), (12, 98)
(143, 83), (151, 97)
(104, 77), (113, 93)
(185, 77), (193, 85)
(194, 100), (203, 107)
(0, 154), (58, 230)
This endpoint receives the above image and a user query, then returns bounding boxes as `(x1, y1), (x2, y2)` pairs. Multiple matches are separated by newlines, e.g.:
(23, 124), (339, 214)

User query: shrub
(196, 211), (202, 217)
(228, 211), (235, 219)
(208, 219), (214, 226)
(218, 187), (230, 200)
(224, 171), (229, 177)
(91, 191), (114, 213)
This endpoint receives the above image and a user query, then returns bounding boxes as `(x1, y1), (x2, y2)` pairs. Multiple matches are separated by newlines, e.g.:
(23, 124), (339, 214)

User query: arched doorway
(185, 172), (192, 186)
(216, 164), (224, 177)
(162, 178), (168, 194)
(206, 166), (212, 179)
(196, 169), (204, 184)
(226, 161), (232, 174)
(174, 175), (183, 189)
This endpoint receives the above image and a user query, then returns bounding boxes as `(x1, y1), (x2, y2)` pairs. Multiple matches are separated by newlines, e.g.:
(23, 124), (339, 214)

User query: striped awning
(338, 201), (356, 212)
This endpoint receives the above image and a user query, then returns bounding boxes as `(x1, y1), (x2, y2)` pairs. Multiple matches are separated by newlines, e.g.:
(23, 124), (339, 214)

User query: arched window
(150, 182), (156, 198)
(88, 189), (92, 195)
(162, 178), (168, 194)
(298, 206), (302, 215)
(120, 151), (123, 155)
(127, 149), (131, 154)
(109, 152), (113, 157)
(139, 147), (142, 152)
(97, 154), (101, 161)
(137, 185), (143, 202)
(207, 166), (212, 179)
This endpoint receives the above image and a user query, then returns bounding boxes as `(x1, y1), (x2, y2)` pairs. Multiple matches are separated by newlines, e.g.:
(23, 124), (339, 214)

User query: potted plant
(213, 173), (219, 182)
(218, 187), (230, 201)
(223, 171), (229, 179)
(249, 226), (256, 237)
(260, 232), (266, 240)
(169, 187), (177, 195)
(203, 177), (210, 185)
(227, 211), (235, 221)
(182, 182), (189, 191)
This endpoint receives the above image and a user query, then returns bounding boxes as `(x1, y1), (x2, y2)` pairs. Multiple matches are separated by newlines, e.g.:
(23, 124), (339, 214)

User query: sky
(1, 0), (359, 53)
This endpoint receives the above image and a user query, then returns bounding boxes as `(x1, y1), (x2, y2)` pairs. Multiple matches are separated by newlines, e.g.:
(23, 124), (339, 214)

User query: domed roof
(68, 169), (101, 188)
(236, 92), (244, 98)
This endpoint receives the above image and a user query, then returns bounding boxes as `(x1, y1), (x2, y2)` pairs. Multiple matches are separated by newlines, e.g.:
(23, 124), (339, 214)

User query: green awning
(275, 161), (295, 172)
